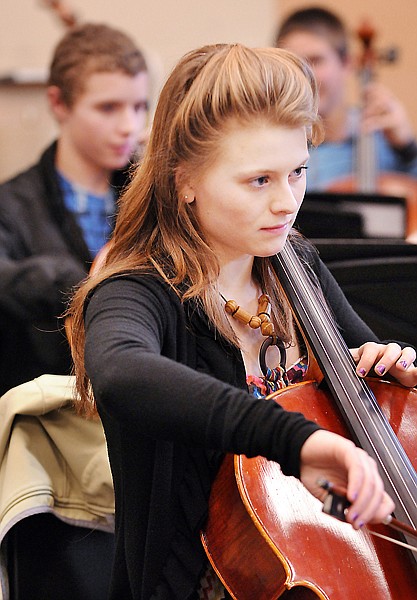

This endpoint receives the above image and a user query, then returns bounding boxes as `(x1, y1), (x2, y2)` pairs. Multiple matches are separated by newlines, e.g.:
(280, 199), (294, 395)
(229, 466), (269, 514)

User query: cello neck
(271, 242), (417, 534)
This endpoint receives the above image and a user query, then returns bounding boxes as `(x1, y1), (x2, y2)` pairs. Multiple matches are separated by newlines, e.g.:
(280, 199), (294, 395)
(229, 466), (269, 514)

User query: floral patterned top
(247, 355), (308, 397)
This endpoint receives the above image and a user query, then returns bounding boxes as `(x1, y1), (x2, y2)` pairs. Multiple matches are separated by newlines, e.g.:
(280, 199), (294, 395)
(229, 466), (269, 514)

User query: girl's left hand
(351, 342), (417, 388)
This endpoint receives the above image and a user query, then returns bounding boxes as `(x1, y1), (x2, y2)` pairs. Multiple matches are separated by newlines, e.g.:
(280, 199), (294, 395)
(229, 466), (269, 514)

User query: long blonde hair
(69, 43), (322, 413)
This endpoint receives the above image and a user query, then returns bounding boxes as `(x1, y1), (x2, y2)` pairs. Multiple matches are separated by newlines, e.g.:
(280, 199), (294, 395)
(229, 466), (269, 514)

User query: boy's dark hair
(275, 7), (349, 63)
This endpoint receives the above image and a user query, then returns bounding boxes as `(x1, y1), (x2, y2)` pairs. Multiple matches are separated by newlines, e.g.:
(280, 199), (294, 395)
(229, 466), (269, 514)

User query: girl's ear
(47, 85), (71, 123)
(175, 167), (195, 203)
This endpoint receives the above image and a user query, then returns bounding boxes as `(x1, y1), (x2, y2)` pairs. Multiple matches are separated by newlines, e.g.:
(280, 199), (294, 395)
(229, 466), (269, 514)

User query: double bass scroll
(39, 0), (79, 28)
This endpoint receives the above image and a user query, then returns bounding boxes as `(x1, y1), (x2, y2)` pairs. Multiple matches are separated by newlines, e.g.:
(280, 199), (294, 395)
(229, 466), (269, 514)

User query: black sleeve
(84, 277), (320, 478)
(0, 222), (86, 321)
(0, 186), (87, 321)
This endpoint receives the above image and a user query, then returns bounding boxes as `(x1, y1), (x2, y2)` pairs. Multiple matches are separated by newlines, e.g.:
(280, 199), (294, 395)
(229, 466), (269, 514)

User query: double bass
(201, 241), (417, 599)
(328, 22), (417, 241)
(40, 0), (79, 28)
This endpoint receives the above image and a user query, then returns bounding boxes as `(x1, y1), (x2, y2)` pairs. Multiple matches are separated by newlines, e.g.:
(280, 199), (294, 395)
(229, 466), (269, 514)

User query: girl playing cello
(68, 44), (416, 599)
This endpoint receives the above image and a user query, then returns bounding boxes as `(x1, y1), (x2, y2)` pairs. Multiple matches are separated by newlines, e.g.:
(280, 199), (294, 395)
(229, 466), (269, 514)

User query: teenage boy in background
(0, 23), (149, 394)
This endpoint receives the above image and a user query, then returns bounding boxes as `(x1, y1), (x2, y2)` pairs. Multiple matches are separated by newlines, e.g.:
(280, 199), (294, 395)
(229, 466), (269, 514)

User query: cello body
(201, 379), (417, 599)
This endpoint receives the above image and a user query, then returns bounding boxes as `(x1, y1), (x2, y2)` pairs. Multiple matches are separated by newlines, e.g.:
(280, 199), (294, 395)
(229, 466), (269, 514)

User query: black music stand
(317, 243), (417, 349)
(296, 192), (407, 240)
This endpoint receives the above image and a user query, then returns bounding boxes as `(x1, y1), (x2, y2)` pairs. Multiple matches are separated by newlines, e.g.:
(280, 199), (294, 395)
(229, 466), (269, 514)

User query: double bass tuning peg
(378, 47), (399, 65)
(356, 20), (399, 69)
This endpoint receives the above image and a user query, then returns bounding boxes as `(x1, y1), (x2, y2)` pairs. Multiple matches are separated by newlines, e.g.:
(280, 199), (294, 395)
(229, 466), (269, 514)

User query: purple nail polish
(376, 365), (385, 375)
(358, 368), (366, 377)
(400, 360), (408, 369)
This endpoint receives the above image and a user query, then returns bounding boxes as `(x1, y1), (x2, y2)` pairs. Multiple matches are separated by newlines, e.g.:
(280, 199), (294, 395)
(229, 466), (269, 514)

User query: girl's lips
(261, 221), (291, 232)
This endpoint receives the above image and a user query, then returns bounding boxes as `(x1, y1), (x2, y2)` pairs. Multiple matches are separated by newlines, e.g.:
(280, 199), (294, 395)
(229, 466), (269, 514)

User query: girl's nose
(270, 185), (300, 215)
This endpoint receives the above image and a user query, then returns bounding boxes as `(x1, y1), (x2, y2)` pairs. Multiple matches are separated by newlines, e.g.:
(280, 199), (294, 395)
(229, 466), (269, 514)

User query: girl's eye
(291, 165), (308, 178)
(252, 175), (270, 187)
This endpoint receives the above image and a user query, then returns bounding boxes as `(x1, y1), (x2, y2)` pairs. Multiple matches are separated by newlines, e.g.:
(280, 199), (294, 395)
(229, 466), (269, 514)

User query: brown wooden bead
(257, 294), (269, 314)
(261, 321), (274, 336)
(223, 294), (275, 337)
(248, 315), (262, 329)
(232, 306), (260, 328)
(224, 300), (239, 315)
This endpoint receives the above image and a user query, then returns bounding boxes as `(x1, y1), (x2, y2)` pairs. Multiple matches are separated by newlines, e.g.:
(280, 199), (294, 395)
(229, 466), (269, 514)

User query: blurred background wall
(1, 0), (416, 181)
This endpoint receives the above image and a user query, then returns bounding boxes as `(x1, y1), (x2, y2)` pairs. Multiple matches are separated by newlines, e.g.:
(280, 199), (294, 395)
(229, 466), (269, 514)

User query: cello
(328, 21), (417, 242)
(201, 240), (417, 599)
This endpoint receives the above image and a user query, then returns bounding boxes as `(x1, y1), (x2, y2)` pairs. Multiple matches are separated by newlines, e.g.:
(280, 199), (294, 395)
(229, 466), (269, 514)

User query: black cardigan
(84, 246), (379, 600)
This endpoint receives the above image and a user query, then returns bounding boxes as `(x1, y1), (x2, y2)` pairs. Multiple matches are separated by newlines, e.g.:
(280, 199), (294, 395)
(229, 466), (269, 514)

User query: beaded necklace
(221, 293), (287, 378)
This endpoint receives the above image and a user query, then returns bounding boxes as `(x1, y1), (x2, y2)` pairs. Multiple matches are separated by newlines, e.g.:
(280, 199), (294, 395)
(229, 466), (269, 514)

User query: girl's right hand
(299, 429), (395, 529)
